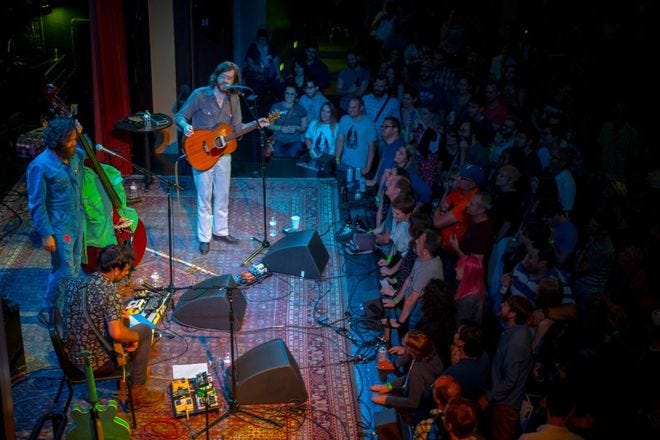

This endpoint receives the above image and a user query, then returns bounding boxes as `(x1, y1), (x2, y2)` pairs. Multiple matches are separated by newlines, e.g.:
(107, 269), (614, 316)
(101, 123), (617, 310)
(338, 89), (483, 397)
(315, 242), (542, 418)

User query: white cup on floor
(291, 215), (301, 230)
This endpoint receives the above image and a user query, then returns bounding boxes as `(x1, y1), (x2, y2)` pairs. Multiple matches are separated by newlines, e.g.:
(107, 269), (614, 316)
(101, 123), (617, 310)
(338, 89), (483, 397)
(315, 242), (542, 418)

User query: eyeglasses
(381, 125), (395, 129)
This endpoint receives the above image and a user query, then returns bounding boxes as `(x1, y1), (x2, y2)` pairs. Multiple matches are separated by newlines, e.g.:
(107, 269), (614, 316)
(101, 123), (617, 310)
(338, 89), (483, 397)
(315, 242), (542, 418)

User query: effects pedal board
(170, 372), (220, 418)
(124, 292), (167, 325)
(233, 262), (270, 286)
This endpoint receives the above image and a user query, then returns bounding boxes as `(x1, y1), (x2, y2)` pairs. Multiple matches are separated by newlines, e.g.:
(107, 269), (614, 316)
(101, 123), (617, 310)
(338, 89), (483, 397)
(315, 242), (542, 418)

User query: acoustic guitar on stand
(183, 110), (280, 171)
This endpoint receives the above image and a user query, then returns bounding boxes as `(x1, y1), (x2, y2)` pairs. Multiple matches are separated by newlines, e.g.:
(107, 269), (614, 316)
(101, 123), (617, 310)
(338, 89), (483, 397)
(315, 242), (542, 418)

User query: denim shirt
(27, 147), (85, 238)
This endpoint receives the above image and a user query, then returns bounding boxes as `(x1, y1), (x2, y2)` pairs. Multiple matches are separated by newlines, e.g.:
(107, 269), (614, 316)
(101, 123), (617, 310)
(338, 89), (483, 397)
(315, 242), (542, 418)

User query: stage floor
(1, 169), (388, 438)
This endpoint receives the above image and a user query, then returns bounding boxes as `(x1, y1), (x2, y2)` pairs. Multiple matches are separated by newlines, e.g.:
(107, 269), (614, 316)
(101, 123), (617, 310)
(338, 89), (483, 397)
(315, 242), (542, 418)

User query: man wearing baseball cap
(433, 164), (485, 250)
(433, 164), (485, 287)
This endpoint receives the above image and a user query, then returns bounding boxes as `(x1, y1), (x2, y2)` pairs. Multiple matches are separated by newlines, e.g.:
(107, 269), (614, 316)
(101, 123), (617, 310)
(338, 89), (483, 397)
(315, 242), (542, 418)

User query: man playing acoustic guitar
(60, 244), (163, 407)
(175, 61), (271, 254)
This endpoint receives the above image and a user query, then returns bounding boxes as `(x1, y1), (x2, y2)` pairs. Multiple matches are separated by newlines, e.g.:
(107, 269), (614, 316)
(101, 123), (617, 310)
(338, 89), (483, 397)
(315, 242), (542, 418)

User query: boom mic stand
(96, 145), (182, 310)
(192, 284), (281, 438)
(240, 90), (271, 266)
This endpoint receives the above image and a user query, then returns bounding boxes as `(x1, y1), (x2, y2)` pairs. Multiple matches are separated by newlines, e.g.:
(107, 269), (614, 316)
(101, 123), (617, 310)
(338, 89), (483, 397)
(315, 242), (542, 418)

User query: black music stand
(114, 113), (173, 191)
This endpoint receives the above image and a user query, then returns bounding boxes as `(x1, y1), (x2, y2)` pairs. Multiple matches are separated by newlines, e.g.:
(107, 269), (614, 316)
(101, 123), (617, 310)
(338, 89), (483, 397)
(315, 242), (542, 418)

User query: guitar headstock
(267, 110), (281, 123)
(43, 84), (77, 119)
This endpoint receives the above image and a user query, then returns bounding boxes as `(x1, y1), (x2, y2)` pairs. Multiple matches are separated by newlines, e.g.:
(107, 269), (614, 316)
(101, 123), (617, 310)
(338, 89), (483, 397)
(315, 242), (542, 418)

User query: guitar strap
(374, 95), (391, 125)
(81, 287), (127, 367)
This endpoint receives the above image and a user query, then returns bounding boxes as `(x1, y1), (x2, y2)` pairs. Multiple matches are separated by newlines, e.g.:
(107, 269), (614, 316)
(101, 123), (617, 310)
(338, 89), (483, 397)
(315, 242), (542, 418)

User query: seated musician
(59, 244), (163, 407)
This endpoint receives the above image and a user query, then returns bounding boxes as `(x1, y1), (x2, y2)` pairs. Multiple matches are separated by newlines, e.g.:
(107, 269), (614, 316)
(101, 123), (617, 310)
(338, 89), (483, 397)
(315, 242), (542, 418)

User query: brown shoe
(132, 385), (164, 407)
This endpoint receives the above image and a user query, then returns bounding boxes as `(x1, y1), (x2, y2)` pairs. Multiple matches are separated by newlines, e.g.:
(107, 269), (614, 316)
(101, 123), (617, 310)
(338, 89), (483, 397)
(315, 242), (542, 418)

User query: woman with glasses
(268, 85), (308, 158)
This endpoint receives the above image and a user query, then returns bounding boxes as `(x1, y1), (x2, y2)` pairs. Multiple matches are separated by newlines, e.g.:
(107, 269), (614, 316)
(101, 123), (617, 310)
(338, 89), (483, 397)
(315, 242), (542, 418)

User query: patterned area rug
(2, 176), (359, 439)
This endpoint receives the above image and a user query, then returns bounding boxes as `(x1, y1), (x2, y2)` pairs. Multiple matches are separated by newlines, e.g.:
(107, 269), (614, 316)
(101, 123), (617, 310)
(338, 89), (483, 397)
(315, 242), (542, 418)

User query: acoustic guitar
(45, 87), (148, 271)
(183, 110), (280, 171)
(65, 351), (130, 440)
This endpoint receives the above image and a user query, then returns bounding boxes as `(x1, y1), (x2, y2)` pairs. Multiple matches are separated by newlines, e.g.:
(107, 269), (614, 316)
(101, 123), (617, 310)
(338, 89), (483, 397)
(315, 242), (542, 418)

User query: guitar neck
(47, 91), (123, 209)
(78, 135), (123, 209)
(224, 120), (261, 142)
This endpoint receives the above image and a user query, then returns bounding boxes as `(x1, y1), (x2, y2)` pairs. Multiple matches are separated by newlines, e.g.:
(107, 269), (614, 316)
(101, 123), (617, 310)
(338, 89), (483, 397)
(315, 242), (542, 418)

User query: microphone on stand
(223, 84), (254, 93)
(95, 144), (124, 160)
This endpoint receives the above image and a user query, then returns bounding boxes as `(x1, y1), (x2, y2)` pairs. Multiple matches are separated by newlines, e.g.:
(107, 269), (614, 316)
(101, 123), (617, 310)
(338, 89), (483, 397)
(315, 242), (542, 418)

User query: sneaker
(199, 242), (210, 254)
(132, 385), (164, 407)
(213, 234), (240, 244)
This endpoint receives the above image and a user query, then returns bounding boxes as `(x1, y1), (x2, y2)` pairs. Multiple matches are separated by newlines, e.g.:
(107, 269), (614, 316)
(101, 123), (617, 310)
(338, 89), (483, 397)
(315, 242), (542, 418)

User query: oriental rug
(1, 176), (359, 439)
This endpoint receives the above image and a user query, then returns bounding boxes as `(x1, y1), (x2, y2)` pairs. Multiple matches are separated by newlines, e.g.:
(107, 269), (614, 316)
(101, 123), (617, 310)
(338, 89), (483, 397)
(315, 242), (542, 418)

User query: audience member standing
(335, 49), (371, 114)
(269, 85), (308, 158)
(479, 295), (534, 440)
(298, 77), (327, 124)
(303, 40), (330, 91)
(363, 75), (401, 148)
(304, 100), (338, 160)
(336, 97), (377, 176)
(443, 323), (490, 400)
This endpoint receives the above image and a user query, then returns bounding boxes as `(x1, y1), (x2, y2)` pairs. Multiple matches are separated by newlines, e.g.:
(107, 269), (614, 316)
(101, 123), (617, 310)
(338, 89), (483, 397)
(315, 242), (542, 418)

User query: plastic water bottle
(143, 110), (151, 130)
(128, 181), (138, 200)
(299, 270), (305, 294)
(269, 216), (277, 237)
(377, 344), (388, 363)
(150, 270), (161, 288)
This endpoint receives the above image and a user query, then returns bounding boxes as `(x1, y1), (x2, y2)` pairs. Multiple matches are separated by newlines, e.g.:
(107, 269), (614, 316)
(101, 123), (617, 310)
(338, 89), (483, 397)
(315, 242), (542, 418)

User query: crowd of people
(240, 3), (657, 439)
(24, 2), (657, 437)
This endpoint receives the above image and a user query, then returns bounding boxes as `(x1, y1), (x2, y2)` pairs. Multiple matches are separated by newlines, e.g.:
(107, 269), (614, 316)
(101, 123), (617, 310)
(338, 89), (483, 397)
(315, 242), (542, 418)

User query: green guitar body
(64, 350), (130, 440)
(66, 399), (130, 440)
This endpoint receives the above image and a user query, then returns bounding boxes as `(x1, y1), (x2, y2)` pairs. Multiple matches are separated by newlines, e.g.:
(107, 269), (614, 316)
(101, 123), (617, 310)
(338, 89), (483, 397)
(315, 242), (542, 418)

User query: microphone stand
(239, 91), (271, 267)
(192, 286), (281, 438)
(98, 147), (182, 311)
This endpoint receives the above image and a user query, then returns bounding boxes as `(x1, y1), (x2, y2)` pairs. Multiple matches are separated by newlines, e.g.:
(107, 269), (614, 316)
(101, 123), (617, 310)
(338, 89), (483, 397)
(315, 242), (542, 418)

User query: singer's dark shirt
(175, 86), (241, 131)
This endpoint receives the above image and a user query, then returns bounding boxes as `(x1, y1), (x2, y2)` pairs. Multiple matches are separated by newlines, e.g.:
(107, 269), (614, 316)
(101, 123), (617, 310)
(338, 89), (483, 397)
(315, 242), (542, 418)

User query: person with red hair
(455, 255), (486, 325)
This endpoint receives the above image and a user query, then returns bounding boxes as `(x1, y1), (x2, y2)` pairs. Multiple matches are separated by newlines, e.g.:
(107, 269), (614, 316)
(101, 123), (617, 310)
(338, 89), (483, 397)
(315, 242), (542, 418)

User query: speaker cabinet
(227, 338), (307, 404)
(172, 275), (246, 331)
(262, 229), (329, 279)
(1, 297), (26, 379)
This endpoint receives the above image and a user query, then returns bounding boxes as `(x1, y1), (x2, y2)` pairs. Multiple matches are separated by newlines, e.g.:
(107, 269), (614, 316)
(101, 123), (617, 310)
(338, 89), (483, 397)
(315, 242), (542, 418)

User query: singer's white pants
(193, 154), (231, 243)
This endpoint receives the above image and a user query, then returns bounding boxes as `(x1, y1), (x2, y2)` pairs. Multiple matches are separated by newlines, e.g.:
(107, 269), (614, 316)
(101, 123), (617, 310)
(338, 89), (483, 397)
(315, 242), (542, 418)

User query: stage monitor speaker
(172, 275), (246, 331)
(262, 229), (329, 279)
(227, 338), (307, 404)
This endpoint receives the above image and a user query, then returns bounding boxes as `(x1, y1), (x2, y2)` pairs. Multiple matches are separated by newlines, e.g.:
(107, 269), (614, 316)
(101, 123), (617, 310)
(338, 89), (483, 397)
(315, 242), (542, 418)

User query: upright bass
(46, 87), (147, 270)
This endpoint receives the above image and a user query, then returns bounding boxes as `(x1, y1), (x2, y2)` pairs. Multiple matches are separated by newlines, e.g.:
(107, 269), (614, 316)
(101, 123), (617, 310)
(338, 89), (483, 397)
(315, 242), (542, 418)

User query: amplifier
(1, 297), (26, 379)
